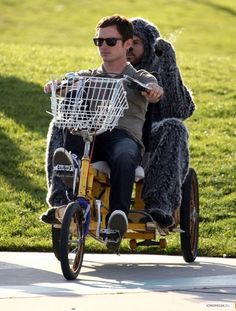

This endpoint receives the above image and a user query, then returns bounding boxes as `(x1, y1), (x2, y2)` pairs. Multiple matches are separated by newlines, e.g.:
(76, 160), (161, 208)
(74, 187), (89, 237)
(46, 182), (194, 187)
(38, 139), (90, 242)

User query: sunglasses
(93, 37), (123, 47)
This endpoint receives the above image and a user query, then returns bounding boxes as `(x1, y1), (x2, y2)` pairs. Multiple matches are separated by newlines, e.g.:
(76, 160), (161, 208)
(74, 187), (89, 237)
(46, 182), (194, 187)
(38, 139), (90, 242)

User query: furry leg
(46, 176), (70, 207)
(142, 118), (189, 215)
(45, 121), (68, 206)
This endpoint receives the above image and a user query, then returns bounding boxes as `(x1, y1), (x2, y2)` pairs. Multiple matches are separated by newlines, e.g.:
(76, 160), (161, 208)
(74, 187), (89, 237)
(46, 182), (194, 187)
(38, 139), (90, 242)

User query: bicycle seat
(91, 161), (144, 182)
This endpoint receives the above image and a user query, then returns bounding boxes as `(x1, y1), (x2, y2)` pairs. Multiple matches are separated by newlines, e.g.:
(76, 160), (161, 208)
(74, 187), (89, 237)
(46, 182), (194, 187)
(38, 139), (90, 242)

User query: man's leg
(95, 129), (141, 252)
(96, 129), (141, 218)
(142, 118), (189, 227)
(54, 128), (141, 217)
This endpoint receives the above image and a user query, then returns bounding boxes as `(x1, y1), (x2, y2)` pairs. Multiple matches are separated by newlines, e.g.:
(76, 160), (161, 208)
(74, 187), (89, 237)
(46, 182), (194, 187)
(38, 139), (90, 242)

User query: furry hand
(155, 38), (177, 70)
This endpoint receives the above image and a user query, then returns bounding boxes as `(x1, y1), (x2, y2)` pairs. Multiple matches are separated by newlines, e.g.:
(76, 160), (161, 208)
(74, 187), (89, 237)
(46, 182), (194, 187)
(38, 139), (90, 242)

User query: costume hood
(131, 17), (161, 72)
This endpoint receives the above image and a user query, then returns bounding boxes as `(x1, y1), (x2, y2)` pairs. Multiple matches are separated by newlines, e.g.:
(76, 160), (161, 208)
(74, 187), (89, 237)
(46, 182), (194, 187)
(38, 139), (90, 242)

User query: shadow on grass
(0, 75), (50, 199)
(0, 75), (50, 136)
(0, 128), (46, 200)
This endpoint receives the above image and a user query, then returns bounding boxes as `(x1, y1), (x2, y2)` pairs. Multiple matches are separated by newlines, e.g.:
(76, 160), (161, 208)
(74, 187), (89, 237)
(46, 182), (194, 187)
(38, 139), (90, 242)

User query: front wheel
(180, 168), (199, 262)
(60, 202), (85, 280)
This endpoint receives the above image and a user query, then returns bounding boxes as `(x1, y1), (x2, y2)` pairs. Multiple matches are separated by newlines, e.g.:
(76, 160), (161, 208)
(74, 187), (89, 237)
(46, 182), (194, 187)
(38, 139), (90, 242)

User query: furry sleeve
(152, 38), (195, 121)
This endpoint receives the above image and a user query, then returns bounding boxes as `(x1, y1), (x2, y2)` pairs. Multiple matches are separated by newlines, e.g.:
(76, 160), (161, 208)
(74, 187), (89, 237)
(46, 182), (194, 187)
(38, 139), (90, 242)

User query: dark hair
(96, 15), (133, 42)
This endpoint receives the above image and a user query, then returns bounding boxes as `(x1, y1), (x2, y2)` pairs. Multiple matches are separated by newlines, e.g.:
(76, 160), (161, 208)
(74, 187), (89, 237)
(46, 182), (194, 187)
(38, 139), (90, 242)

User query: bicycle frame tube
(76, 197), (90, 236)
(78, 139), (91, 197)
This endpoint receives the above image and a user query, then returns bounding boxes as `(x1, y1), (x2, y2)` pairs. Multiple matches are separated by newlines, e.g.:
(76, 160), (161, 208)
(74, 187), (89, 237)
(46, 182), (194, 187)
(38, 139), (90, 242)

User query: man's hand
(44, 81), (53, 94)
(44, 80), (61, 94)
(142, 83), (164, 103)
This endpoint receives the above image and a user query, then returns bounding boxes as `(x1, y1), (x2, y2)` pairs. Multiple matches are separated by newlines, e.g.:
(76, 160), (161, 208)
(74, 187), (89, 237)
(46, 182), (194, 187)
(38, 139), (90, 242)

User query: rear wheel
(180, 168), (199, 262)
(60, 202), (85, 280)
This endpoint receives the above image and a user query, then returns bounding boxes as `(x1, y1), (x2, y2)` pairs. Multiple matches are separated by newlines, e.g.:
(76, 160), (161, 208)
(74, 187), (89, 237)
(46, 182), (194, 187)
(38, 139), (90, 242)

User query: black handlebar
(55, 72), (152, 93)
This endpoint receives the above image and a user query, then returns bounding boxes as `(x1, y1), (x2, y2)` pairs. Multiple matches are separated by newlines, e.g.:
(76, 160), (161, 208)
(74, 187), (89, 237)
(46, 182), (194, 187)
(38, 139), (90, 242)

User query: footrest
(136, 240), (160, 247)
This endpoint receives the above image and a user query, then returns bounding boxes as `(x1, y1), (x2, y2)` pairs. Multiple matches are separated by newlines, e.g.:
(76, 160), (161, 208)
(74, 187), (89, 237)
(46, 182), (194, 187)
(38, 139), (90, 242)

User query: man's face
(95, 25), (131, 63)
(127, 35), (144, 65)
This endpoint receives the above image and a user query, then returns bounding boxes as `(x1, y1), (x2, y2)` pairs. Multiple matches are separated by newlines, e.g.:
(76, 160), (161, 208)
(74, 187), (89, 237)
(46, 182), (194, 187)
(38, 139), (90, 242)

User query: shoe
(148, 210), (175, 228)
(40, 207), (60, 224)
(53, 148), (80, 190)
(40, 205), (67, 225)
(106, 210), (128, 253)
(139, 213), (154, 224)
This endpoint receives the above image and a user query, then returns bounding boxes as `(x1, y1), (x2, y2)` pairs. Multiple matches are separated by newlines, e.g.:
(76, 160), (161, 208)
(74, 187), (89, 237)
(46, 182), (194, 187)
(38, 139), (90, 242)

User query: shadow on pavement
(0, 255), (235, 302)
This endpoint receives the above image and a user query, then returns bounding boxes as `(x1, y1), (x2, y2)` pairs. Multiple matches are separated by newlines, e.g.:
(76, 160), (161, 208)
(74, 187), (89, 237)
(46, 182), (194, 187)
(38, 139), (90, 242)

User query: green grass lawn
(0, 0), (235, 257)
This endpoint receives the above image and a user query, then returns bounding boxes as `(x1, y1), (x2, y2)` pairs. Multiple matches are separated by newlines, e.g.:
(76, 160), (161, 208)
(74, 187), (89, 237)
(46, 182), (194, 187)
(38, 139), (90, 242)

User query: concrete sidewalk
(0, 252), (235, 310)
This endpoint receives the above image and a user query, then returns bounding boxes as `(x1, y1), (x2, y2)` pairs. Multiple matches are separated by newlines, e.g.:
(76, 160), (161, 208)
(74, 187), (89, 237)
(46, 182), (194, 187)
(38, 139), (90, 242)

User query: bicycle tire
(180, 168), (199, 262)
(60, 202), (85, 280)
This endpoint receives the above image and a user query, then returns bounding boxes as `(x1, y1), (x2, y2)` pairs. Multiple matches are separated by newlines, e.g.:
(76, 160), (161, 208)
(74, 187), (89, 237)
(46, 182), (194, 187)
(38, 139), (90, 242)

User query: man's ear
(124, 38), (133, 50)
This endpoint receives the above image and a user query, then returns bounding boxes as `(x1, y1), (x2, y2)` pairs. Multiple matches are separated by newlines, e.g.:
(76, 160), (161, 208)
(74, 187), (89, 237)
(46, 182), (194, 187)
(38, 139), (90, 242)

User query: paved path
(0, 252), (235, 310)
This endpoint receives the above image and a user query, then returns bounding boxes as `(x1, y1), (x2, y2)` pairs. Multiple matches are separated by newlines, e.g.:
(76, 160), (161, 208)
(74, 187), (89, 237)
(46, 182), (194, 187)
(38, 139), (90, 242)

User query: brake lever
(123, 75), (152, 92)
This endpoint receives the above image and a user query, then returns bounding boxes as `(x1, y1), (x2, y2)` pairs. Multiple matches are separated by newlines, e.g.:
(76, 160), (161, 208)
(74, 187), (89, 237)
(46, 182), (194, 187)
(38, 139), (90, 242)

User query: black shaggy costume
(45, 18), (195, 219)
(131, 17), (195, 216)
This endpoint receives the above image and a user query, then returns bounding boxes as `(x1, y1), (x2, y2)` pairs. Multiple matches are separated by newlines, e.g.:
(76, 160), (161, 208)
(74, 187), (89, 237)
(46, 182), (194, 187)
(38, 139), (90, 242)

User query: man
(127, 18), (195, 227)
(41, 15), (163, 252)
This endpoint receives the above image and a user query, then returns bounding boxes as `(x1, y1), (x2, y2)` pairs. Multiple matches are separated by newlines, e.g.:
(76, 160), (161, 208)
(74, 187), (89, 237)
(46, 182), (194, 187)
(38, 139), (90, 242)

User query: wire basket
(50, 75), (128, 134)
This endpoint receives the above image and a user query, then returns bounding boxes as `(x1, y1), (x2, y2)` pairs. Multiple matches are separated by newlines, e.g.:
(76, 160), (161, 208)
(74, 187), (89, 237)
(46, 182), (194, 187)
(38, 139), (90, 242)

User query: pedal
(99, 228), (120, 243)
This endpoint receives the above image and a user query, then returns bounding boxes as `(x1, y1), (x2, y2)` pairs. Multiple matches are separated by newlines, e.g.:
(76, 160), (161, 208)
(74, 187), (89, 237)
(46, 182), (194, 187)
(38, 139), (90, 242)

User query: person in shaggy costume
(127, 18), (195, 227)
